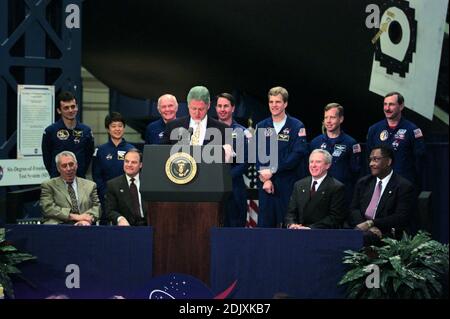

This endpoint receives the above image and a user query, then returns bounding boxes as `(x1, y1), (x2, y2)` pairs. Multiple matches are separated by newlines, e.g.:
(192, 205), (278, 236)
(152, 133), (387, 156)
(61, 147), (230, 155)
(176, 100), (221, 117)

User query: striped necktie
(67, 182), (79, 213)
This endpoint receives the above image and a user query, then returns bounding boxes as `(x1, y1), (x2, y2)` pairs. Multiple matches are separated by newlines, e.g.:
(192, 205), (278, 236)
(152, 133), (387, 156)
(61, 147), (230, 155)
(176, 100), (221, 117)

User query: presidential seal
(165, 152), (197, 185)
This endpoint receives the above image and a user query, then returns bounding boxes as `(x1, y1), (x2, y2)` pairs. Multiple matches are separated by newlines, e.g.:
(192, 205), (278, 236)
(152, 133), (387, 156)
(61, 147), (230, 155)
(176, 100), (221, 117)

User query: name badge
(277, 134), (290, 142)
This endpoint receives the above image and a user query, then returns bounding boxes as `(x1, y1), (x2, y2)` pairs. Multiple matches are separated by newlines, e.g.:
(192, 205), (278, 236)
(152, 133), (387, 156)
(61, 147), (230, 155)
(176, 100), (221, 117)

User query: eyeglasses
(368, 156), (386, 163)
(60, 162), (76, 169)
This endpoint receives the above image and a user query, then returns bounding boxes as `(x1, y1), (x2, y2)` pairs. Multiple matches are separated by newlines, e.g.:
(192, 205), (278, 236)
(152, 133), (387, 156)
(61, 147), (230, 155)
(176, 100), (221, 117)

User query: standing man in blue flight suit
(42, 91), (94, 178)
(310, 103), (361, 206)
(92, 112), (134, 220)
(145, 94), (178, 144)
(367, 92), (426, 187)
(215, 93), (251, 227)
(256, 86), (309, 228)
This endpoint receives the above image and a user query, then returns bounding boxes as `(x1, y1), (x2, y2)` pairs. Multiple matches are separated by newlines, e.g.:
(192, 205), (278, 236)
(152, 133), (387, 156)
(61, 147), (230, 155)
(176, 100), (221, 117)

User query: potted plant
(339, 231), (448, 299)
(0, 228), (36, 299)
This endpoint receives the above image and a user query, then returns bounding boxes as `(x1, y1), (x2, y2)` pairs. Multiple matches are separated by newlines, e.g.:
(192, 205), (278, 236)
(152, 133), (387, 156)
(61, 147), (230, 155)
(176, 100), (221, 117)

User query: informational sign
(369, 0), (448, 120)
(17, 85), (54, 158)
(0, 158), (49, 186)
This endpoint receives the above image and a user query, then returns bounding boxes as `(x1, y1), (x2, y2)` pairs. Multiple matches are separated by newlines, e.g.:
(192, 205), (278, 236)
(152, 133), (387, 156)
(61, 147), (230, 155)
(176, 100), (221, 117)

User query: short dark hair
(105, 112), (126, 129)
(57, 91), (76, 109)
(125, 148), (143, 163)
(216, 93), (235, 106)
(371, 145), (394, 166)
(385, 91), (404, 105)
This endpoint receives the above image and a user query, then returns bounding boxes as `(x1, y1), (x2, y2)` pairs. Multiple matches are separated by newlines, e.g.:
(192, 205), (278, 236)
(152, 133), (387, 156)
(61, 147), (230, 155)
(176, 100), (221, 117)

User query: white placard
(369, 0), (448, 120)
(17, 85), (55, 158)
(0, 158), (49, 186)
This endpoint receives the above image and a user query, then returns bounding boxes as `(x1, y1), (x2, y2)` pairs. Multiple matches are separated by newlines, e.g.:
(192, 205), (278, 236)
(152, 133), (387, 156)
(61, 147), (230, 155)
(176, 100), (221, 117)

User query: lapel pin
(120, 189), (124, 192)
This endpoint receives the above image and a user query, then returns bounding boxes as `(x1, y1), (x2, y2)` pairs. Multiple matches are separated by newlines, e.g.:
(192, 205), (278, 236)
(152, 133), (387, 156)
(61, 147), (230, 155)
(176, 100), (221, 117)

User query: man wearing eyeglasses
(349, 145), (416, 246)
(42, 91), (95, 178)
(40, 151), (100, 225)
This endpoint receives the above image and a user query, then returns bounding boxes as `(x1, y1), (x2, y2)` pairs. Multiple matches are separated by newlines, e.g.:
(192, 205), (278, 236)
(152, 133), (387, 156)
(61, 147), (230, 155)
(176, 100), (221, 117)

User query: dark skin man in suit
(349, 145), (416, 245)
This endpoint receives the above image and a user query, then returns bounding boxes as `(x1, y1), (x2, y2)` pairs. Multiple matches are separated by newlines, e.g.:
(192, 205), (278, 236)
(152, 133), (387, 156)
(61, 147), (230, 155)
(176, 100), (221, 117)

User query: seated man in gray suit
(349, 145), (416, 245)
(285, 149), (346, 229)
(40, 151), (100, 225)
(105, 149), (148, 226)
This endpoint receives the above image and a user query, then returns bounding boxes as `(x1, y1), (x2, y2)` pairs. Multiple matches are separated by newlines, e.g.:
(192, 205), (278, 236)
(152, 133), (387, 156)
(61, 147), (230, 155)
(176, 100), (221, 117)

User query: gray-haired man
(285, 149), (347, 229)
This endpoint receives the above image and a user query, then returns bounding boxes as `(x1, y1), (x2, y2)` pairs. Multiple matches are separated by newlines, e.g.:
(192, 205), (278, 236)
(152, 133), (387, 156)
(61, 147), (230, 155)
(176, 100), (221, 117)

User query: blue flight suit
(367, 117), (426, 186)
(41, 119), (94, 178)
(310, 131), (361, 206)
(224, 121), (251, 227)
(255, 115), (309, 227)
(145, 118), (166, 144)
(92, 138), (135, 205)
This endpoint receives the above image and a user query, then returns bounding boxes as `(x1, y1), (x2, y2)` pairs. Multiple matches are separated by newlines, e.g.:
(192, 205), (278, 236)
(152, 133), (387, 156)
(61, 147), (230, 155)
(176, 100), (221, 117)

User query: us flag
(244, 164), (258, 228)
(246, 198), (258, 228)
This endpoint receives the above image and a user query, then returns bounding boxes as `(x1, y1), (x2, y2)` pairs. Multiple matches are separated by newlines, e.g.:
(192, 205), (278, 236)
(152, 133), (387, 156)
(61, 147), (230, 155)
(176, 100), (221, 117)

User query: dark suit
(285, 175), (346, 229)
(349, 172), (416, 238)
(161, 115), (228, 145)
(105, 175), (148, 226)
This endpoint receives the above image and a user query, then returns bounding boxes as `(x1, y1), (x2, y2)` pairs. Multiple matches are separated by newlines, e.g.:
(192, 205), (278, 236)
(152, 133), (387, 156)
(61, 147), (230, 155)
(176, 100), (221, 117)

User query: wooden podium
(141, 145), (231, 284)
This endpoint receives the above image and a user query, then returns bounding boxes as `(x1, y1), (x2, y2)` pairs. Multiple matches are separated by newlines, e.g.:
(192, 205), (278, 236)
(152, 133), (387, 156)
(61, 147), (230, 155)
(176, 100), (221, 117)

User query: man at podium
(161, 86), (228, 146)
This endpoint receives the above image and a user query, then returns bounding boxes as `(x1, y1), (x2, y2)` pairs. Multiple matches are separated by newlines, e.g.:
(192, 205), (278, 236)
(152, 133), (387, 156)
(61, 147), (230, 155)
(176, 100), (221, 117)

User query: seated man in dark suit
(40, 151), (100, 225)
(349, 145), (416, 245)
(285, 149), (346, 229)
(161, 85), (229, 146)
(105, 148), (148, 226)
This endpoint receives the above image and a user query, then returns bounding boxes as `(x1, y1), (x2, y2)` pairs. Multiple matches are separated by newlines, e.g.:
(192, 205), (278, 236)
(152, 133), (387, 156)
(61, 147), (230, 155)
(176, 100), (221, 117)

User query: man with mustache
(366, 92), (425, 187)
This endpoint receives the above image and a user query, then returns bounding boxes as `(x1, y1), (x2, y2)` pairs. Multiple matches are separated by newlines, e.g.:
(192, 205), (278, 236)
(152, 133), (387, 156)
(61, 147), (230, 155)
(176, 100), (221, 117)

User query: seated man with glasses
(348, 145), (416, 246)
(40, 151), (100, 225)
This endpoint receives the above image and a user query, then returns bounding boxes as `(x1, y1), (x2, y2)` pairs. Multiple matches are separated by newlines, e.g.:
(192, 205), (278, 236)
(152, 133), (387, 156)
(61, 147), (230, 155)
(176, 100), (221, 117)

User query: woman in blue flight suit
(92, 112), (134, 222)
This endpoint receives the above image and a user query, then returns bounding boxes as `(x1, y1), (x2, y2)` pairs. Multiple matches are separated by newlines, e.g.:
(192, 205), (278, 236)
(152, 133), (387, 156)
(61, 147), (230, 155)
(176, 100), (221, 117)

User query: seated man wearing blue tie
(349, 145), (416, 246)
(40, 151), (100, 225)
(104, 148), (148, 226)
(285, 149), (346, 229)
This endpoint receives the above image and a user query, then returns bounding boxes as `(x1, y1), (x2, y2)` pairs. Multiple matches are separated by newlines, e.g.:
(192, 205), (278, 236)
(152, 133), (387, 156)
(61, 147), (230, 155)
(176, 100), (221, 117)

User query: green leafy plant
(339, 231), (449, 299)
(0, 228), (37, 299)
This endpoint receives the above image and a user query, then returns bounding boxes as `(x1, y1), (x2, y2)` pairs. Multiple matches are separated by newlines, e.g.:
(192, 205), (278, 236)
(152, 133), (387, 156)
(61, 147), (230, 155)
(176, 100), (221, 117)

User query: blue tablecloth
(210, 228), (363, 299)
(6, 224), (153, 299)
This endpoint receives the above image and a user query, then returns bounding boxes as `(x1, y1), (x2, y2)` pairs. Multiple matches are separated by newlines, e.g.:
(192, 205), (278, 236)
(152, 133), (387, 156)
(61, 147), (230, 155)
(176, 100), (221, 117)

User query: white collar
(126, 173), (140, 183)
